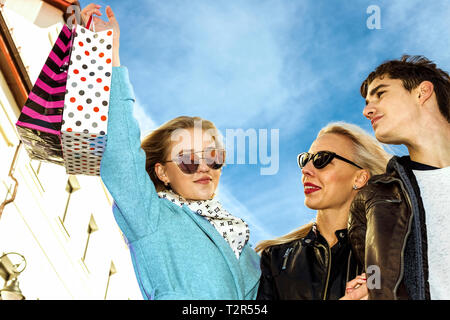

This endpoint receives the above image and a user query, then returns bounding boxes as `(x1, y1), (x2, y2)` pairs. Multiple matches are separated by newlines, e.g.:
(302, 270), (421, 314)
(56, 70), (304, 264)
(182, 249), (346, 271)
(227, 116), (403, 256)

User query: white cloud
(122, 0), (320, 133)
(364, 1), (450, 67)
(215, 183), (276, 245)
(132, 98), (158, 138)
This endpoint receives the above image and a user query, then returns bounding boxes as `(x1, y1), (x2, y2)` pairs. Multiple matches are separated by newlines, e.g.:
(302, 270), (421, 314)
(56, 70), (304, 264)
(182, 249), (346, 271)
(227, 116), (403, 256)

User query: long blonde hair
(254, 122), (391, 253)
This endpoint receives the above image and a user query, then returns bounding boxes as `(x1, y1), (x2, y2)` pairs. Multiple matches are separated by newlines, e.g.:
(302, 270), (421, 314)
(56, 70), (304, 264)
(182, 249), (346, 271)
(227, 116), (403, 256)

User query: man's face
(363, 76), (420, 145)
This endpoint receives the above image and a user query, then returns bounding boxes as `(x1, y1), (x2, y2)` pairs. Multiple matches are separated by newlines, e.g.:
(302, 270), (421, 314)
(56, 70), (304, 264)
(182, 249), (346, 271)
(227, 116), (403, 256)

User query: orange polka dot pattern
(61, 25), (113, 176)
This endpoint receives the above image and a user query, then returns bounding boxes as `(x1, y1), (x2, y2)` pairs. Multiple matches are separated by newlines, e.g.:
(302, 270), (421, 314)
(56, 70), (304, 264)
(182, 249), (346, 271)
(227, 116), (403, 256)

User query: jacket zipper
(317, 243), (332, 300)
(323, 245), (332, 300)
(282, 247), (294, 270)
(375, 177), (413, 300)
(345, 250), (352, 284)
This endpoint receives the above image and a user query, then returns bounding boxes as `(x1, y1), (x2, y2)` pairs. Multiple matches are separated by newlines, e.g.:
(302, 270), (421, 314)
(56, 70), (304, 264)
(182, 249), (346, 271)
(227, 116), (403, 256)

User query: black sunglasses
(297, 151), (363, 170)
(165, 149), (226, 174)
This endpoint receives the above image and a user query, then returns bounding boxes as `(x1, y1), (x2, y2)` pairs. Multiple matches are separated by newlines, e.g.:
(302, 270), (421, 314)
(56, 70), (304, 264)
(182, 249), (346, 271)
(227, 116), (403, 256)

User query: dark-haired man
(348, 55), (450, 300)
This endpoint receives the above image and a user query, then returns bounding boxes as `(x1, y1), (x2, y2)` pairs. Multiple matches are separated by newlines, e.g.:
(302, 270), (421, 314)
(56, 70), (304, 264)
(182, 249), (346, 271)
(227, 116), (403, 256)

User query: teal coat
(100, 67), (261, 300)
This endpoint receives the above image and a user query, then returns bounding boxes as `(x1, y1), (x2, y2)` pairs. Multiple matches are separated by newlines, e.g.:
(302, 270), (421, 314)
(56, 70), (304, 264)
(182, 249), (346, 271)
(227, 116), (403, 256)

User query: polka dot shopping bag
(61, 19), (113, 176)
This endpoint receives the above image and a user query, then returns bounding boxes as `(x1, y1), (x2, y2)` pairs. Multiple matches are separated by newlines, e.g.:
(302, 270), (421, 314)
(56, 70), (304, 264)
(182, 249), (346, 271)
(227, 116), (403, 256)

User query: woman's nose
(196, 158), (210, 172)
(301, 160), (315, 177)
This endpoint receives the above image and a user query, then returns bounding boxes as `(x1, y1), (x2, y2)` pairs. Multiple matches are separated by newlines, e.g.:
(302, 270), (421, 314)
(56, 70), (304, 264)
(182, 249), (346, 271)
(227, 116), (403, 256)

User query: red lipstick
(304, 182), (321, 194)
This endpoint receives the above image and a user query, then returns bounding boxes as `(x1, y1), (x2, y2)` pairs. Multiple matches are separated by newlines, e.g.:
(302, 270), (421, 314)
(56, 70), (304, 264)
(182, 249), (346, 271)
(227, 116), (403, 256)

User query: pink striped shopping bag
(16, 24), (74, 165)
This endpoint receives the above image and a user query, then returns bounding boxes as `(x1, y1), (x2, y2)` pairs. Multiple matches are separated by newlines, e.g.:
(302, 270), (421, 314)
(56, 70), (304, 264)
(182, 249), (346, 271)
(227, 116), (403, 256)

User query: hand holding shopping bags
(83, 4), (120, 67)
(16, 4), (120, 176)
(60, 5), (119, 175)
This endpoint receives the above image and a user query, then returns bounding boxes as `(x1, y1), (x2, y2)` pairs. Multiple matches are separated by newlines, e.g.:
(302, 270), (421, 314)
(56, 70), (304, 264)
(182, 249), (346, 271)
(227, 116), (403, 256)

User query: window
(29, 159), (41, 176)
(0, 126), (13, 148)
(28, 159), (44, 192)
(104, 261), (117, 300)
(81, 214), (98, 272)
(58, 175), (80, 237)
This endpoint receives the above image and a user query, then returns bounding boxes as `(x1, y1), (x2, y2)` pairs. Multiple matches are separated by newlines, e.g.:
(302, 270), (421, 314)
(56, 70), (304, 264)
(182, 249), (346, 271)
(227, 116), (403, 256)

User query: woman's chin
(304, 198), (321, 210)
(185, 188), (215, 201)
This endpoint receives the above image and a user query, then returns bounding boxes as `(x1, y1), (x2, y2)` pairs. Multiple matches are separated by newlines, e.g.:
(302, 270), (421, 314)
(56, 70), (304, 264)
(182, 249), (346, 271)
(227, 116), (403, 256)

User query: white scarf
(157, 189), (250, 259)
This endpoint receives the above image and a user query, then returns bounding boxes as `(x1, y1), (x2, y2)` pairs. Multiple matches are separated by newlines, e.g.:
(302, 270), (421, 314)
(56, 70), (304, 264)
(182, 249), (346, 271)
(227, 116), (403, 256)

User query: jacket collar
(301, 223), (348, 247)
(301, 225), (317, 246)
(370, 155), (409, 184)
(386, 155), (411, 174)
(370, 155), (425, 197)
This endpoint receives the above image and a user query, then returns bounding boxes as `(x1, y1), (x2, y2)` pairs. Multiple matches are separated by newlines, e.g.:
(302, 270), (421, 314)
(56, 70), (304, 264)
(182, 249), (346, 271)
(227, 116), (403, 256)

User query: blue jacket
(100, 66), (261, 300)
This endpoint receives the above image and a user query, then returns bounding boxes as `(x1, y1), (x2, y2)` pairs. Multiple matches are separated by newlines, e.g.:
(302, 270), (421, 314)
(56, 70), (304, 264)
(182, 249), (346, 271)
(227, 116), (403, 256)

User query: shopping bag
(16, 25), (74, 165)
(61, 21), (113, 176)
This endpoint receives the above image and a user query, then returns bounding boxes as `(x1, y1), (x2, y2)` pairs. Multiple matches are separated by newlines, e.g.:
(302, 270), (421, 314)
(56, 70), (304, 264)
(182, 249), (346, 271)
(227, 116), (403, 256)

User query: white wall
(0, 0), (142, 300)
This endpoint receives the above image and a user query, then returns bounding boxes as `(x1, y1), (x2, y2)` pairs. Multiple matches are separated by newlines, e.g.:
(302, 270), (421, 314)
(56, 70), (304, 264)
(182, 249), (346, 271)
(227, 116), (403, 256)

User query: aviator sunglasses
(297, 151), (363, 170)
(165, 148), (226, 174)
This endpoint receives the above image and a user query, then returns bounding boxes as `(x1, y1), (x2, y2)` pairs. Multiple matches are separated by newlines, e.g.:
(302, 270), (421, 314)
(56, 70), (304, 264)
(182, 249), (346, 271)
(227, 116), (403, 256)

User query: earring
(353, 185), (359, 190)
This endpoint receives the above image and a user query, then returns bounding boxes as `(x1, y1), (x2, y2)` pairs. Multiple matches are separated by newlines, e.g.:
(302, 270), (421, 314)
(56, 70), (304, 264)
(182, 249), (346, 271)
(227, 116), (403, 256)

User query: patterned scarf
(157, 189), (250, 259)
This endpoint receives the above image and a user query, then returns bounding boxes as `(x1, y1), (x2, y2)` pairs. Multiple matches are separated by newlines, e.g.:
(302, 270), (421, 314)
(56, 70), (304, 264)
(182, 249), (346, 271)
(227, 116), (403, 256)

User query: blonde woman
(89, 4), (260, 299)
(255, 122), (391, 300)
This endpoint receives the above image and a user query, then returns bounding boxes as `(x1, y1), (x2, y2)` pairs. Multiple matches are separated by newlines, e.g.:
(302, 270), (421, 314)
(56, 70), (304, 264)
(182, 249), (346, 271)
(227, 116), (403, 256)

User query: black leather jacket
(348, 156), (430, 300)
(256, 224), (361, 300)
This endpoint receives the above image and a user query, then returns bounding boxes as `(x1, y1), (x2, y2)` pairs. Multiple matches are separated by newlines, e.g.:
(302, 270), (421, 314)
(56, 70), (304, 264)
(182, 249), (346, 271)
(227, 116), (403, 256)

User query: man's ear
(155, 163), (169, 185)
(354, 169), (370, 189)
(417, 81), (434, 105)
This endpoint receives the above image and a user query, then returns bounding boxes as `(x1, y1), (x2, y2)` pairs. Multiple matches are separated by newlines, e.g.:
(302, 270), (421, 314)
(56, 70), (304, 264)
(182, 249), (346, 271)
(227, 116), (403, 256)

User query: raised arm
(101, 66), (162, 240)
(90, 4), (161, 241)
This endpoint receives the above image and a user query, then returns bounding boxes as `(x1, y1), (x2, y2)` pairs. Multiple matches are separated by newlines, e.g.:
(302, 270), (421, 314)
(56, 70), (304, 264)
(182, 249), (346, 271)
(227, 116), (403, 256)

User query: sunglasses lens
(298, 153), (310, 168)
(177, 153), (199, 174)
(175, 149), (225, 174)
(298, 152), (335, 169)
(313, 152), (333, 169)
(206, 149), (225, 170)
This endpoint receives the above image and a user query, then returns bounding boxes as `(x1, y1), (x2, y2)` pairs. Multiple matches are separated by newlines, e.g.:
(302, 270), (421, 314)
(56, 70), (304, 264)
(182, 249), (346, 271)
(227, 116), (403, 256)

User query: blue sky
(79, 0), (450, 245)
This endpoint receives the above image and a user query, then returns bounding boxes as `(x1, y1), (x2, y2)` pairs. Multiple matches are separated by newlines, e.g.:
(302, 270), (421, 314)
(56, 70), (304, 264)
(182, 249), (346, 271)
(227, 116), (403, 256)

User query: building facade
(0, 0), (142, 300)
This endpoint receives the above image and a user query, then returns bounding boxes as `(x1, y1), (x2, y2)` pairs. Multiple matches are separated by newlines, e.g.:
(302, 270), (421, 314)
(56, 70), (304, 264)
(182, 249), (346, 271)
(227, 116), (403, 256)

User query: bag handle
(85, 14), (95, 32)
